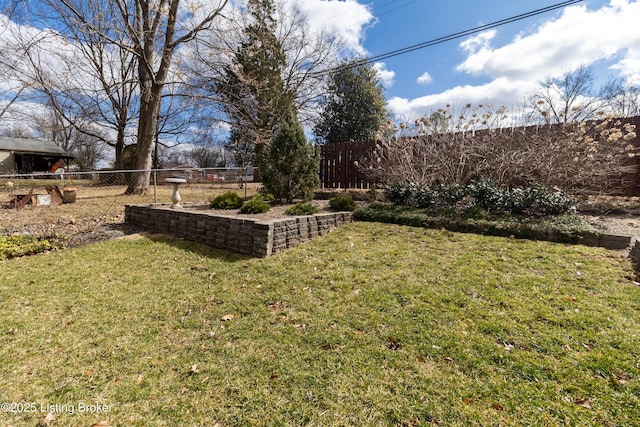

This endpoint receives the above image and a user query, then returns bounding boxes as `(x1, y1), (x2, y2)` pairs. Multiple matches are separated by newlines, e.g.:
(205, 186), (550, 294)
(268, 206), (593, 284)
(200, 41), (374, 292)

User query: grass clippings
(0, 223), (639, 426)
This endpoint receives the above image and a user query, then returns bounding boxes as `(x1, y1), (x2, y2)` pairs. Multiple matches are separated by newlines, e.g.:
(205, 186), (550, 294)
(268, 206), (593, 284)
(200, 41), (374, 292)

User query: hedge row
(383, 180), (574, 217)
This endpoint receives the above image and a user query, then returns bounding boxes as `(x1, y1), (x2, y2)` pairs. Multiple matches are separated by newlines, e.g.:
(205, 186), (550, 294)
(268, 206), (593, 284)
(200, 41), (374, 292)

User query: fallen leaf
(575, 398), (593, 408)
(135, 373), (144, 384)
(444, 356), (455, 363)
(387, 336), (401, 350)
(491, 403), (504, 411)
(293, 323), (307, 330)
(91, 421), (112, 427)
(221, 314), (234, 322)
(43, 412), (56, 426)
(190, 364), (200, 374)
(320, 343), (336, 350)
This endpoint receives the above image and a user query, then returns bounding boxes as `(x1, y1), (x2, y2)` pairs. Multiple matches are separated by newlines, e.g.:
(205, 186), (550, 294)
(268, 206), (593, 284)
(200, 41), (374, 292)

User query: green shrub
(260, 110), (319, 202)
(210, 191), (243, 209)
(257, 189), (276, 204)
(461, 205), (489, 220)
(522, 185), (574, 217)
(329, 195), (357, 211)
(285, 202), (319, 216)
(239, 195), (271, 214)
(435, 183), (467, 207)
(0, 234), (65, 260)
(383, 183), (414, 205)
(383, 181), (574, 217)
(353, 203), (594, 243)
(466, 179), (506, 213)
(413, 185), (436, 208)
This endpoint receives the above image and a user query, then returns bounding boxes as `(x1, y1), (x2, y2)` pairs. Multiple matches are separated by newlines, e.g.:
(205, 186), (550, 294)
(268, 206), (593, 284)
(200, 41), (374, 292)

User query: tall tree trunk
(126, 77), (162, 194)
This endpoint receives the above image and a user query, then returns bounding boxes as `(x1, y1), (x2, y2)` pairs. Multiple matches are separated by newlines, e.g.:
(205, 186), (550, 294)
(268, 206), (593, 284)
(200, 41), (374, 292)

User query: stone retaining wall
(630, 240), (640, 269)
(125, 204), (352, 257)
(580, 232), (633, 250)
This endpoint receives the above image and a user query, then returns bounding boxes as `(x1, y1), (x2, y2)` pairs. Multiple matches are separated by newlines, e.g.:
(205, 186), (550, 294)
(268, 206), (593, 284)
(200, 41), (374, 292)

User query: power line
(313, 0), (584, 77)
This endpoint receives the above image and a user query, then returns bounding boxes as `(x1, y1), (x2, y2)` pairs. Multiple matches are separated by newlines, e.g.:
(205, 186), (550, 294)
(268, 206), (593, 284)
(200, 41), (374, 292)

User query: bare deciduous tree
(601, 78), (640, 118)
(0, 6), (36, 123)
(28, 0), (229, 193)
(184, 0), (344, 162)
(528, 66), (606, 124)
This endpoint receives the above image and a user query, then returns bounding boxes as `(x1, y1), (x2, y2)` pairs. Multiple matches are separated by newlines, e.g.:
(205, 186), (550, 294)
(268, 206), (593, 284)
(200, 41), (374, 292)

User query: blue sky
(1, 0), (638, 129)
(299, 0), (639, 120)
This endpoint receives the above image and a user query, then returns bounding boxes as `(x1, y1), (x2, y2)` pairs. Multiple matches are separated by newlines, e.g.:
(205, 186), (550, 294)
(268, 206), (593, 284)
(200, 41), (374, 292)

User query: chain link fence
(0, 167), (260, 238)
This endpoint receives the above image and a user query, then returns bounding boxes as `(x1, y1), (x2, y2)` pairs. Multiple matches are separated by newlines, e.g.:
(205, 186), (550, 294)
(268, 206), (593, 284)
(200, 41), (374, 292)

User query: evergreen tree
(261, 109), (319, 202)
(218, 0), (293, 166)
(314, 59), (389, 144)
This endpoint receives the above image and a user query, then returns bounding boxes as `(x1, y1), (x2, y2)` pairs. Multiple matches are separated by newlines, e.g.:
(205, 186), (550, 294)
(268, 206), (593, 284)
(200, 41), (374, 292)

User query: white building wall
(0, 151), (14, 174)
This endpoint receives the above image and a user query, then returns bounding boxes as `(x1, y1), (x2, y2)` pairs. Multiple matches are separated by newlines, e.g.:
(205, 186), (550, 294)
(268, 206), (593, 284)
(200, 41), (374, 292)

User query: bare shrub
(360, 106), (638, 195)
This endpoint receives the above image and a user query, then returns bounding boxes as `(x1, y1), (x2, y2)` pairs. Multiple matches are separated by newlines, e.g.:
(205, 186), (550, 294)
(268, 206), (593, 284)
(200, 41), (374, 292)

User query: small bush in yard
(285, 202), (319, 216)
(466, 179), (507, 213)
(383, 183), (414, 205)
(257, 190), (276, 204)
(329, 195), (357, 211)
(210, 191), (243, 209)
(383, 180), (574, 217)
(0, 234), (65, 260)
(260, 110), (319, 202)
(239, 195), (271, 214)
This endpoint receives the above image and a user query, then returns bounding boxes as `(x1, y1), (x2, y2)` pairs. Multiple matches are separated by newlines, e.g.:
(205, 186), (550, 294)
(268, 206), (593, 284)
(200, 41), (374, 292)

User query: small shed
(0, 137), (74, 174)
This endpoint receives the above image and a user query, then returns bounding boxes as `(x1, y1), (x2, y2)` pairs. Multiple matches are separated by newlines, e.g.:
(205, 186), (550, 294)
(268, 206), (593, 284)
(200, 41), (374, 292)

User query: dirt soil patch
(575, 195), (640, 239)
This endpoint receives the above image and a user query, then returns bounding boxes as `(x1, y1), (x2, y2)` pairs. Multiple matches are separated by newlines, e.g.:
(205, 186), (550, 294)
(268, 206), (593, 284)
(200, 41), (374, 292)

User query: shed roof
(0, 137), (68, 156)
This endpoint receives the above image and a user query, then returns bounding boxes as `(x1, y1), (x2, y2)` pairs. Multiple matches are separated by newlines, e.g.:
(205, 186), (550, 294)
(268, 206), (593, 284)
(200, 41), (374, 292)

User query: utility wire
(312, 0), (584, 77)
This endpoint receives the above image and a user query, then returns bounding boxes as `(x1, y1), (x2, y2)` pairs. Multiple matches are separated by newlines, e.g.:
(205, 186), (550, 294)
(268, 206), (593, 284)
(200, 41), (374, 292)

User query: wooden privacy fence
(319, 116), (640, 194)
(320, 139), (376, 189)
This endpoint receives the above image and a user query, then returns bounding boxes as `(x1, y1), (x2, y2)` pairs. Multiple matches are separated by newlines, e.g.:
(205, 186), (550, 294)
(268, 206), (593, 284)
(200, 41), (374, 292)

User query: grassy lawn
(1, 222), (639, 426)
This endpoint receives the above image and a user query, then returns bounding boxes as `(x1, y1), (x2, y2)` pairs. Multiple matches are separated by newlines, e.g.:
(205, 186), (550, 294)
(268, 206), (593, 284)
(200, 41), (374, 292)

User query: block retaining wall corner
(124, 204), (351, 257)
(580, 232), (633, 250)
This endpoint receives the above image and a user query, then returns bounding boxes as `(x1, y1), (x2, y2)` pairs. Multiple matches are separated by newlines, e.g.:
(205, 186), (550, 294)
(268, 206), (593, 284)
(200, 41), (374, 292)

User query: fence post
(153, 169), (157, 204)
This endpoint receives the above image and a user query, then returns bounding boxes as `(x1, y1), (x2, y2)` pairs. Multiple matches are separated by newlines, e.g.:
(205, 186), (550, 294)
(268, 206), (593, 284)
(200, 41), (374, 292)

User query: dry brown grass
(0, 182), (260, 241)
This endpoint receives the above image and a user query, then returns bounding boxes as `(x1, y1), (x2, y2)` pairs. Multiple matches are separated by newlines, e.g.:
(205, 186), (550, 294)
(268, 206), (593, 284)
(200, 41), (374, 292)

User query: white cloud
(289, 0), (375, 54)
(459, 30), (496, 55)
(456, 1), (640, 82)
(416, 72), (432, 86)
(392, 0), (640, 120)
(373, 62), (395, 88)
(388, 78), (538, 120)
(610, 49), (640, 86)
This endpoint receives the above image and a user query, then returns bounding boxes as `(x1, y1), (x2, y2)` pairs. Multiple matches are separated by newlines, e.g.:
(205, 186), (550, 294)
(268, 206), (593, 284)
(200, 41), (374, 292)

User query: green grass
(1, 223), (639, 426)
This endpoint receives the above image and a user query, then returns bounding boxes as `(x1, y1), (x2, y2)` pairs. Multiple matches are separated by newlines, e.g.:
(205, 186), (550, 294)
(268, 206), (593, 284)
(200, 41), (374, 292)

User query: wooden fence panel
(320, 140), (376, 189)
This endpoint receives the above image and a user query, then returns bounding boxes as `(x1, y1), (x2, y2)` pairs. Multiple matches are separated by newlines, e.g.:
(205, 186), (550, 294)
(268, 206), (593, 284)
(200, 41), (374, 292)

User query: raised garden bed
(125, 203), (352, 257)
